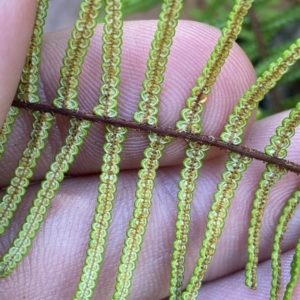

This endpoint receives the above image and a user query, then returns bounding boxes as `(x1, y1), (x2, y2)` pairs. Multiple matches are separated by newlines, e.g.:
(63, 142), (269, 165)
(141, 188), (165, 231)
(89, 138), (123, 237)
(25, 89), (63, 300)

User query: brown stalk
(12, 99), (300, 174)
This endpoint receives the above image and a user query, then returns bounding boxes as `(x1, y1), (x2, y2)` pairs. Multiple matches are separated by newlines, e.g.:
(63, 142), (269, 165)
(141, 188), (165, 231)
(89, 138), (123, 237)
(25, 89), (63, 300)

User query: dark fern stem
(1, 0), (300, 300)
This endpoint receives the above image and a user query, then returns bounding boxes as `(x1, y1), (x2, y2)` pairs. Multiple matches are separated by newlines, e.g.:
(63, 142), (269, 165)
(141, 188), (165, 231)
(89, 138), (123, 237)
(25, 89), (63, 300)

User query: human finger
(0, 0), (37, 127)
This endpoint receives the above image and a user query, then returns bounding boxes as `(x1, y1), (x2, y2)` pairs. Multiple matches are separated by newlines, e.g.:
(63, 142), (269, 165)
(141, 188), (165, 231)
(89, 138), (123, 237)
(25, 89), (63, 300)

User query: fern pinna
(0, 0), (300, 299)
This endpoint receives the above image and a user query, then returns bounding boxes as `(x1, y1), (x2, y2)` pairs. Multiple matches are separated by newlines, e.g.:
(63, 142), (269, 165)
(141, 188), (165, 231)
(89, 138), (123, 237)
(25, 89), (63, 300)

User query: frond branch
(12, 100), (300, 175)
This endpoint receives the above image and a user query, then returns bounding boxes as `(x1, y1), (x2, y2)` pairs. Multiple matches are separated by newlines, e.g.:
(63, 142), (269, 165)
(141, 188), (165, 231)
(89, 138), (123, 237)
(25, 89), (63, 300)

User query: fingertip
(0, 0), (37, 127)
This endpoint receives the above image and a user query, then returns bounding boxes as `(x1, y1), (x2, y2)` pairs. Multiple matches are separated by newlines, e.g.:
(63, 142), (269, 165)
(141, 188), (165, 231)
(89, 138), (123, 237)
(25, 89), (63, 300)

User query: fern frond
(0, 0), (102, 278)
(0, 119), (90, 277)
(53, 1), (102, 110)
(112, 0), (183, 298)
(0, 112), (54, 235)
(0, 0), (50, 235)
(169, 142), (209, 299)
(246, 105), (300, 289)
(171, 0), (254, 298)
(114, 133), (172, 299)
(254, 40), (298, 76)
(0, 108), (19, 160)
(74, 1), (125, 299)
(182, 36), (300, 300)
(133, 0), (183, 126)
(17, 0), (48, 104)
(182, 153), (252, 300)
(221, 38), (300, 145)
(0, 0), (48, 161)
(270, 189), (300, 299)
(283, 238), (300, 300)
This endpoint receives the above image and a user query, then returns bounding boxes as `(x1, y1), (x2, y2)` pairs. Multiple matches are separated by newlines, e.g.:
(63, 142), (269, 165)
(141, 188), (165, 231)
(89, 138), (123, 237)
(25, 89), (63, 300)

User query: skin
(1, 2), (300, 299)
(0, 0), (36, 127)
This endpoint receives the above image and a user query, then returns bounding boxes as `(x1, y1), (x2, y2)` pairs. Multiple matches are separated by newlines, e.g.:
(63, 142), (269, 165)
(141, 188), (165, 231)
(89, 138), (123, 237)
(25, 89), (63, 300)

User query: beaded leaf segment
(271, 187), (300, 300)
(112, 1), (183, 298)
(0, 108), (18, 160)
(0, 0), (102, 278)
(246, 88), (300, 290)
(74, 1), (126, 299)
(283, 238), (300, 300)
(170, 0), (254, 298)
(0, 0), (52, 236)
